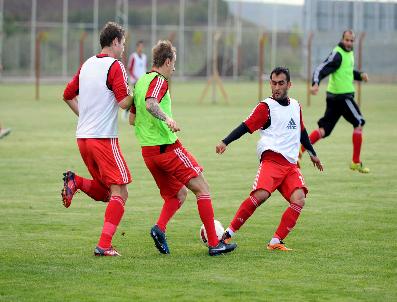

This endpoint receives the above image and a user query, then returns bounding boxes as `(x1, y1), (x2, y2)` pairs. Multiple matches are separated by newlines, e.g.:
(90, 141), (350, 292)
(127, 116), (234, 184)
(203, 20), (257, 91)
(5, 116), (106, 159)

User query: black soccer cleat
(208, 240), (237, 256)
(150, 225), (170, 254)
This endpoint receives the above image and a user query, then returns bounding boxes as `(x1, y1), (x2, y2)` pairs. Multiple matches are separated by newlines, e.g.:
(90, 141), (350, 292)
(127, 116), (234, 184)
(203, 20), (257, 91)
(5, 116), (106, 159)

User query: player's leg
(75, 139), (110, 201)
(223, 160), (283, 243)
(143, 153), (187, 254)
(156, 186), (187, 232)
(186, 173), (237, 256)
(167, 146), (218, 247)
(62, 139), (110, 208)
(163, 145), (236, 255)
(95, 138), (132, 256)
(186, 174), (218, 248)
(223, 190), (270, 243)
(342, 97), (369, 173)
(268, 167), (308, 251)
(0, 125), (11, 139)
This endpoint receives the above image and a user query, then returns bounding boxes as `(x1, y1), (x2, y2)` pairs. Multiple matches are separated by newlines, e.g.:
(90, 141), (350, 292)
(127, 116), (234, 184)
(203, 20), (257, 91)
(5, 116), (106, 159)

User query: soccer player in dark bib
(301, 30), (369, 173)
(216, 67), (323, 251)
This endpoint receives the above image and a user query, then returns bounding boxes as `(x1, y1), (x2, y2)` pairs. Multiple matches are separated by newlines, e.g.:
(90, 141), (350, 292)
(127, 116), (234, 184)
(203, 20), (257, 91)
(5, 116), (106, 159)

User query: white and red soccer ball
(200, 220), (224, 246)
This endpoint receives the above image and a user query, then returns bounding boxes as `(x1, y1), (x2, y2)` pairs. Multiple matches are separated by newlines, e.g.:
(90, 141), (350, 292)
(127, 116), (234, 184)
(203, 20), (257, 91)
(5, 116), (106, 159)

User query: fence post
(306, 32), (314, 107)
(258, 33), (266, 101)
(79, 32), (88, 66)
(357, 32), (366, 107)
(35, 32), (45, 101)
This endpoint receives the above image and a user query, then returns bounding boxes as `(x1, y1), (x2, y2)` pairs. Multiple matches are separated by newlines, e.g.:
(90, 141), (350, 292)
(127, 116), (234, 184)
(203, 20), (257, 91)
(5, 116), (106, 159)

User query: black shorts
(318, 92), (365, 137)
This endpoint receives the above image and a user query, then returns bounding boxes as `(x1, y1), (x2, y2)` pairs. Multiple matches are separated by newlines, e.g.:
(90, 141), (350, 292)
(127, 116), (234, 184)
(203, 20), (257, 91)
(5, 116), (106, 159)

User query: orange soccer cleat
(267, 240), (292, 251)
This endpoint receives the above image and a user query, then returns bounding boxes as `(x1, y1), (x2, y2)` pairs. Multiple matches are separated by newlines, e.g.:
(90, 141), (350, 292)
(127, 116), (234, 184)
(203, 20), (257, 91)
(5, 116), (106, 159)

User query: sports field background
(0, 81), (396, 301)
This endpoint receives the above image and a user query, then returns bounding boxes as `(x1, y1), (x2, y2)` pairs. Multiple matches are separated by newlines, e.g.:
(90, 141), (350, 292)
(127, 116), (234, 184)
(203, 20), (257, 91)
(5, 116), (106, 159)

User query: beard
(272, 90), (287, 100)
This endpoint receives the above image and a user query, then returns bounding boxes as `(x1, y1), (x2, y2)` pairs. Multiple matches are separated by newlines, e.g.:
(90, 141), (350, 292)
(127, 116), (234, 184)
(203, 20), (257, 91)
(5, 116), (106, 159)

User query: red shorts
(142, 140), (203, 200)
(77, 138), (132, 188)
(252, 158), (308, 202)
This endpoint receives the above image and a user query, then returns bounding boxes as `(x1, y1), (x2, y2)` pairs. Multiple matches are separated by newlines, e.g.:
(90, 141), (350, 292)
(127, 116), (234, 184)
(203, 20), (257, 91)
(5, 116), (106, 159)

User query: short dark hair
(152, 40), (176, 68)
(99, 22), (125, 49)
(342, 29), (355, 39)
(270, 66), (290, 82)
(136, 40), (144, 47)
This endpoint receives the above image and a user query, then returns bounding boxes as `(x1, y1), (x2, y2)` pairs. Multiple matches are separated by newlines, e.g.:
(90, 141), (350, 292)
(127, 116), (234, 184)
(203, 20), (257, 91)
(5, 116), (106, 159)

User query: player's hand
(361, 73), (369, 82)
(216, 141), (227, 154)
(165, 117), (180, 133)
(310, 155), (323, 171)
(310, 84), (319, 95)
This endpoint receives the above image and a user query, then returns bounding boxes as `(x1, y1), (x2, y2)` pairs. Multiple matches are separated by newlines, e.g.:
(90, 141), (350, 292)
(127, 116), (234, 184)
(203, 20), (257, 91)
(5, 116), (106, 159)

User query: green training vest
(327, 45), (355, 94)
(133, 72), (178, 146)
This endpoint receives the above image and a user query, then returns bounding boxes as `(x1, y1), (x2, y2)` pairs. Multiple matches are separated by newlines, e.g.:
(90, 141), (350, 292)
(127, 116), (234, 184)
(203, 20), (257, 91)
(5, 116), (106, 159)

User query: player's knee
(252, 189), (270, 204)
(290, 190), (305, 207)
(120, 190), (128, 203)
(360, 119), (366, 127)
(188, 174), (210, 196)
(177, 186), (188, 204)
(322, 128), (332, 138)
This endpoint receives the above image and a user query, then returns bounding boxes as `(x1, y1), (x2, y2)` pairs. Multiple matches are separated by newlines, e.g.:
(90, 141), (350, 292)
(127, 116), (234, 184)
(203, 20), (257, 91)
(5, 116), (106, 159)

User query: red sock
(97, 196), (125, 249)
(301, 129), (322, 153)
(75, 175), (109, 202)
(352, 128), (362, 164)
(274, 203), (302, 240)
(156, 197), (182, 232)
(197, 194), (218, 247)
(229, 195), (260, 233)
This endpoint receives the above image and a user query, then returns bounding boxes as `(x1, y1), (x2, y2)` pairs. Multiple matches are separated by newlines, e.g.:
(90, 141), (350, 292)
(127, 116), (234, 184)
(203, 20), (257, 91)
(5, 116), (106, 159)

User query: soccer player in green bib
(129, 40), (236, 256)
(301, 30), (369, 173)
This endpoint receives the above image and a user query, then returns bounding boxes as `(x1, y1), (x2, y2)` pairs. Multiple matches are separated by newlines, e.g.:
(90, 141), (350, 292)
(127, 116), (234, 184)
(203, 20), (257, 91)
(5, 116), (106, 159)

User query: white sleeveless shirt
(128, 52), (147, 83)
(76, 55), (119, 138)
(256, 97), (301, 163)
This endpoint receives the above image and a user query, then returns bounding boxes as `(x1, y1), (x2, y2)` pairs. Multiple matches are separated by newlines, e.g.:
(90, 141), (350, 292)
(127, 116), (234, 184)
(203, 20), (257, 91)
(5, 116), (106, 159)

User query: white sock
(226, 228), (234, 237)
(269, 237), (280, 245)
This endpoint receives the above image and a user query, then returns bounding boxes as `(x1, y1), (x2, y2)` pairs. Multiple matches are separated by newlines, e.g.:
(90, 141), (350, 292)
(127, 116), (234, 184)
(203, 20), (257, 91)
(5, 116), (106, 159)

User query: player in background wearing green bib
(129, 40), (237, 256)
(300, 30), (370, 173)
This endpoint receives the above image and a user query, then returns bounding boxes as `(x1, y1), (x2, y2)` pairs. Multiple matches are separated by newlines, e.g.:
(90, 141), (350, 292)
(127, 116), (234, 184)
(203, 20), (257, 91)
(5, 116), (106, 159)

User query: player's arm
(216, 123), (250, 154)
(311, 51), (342, 95)
(64, 97), (79, 116)
(63, 67), (81, 116)
(146, 98), (179, 132)
(216, 102), (269, 154)
(108, 60), (134, 110)
(354, 70), (369, 82)
(128, 99), (136, 126)
(118, 95), (133, 110)
(145, 76), (179, 132)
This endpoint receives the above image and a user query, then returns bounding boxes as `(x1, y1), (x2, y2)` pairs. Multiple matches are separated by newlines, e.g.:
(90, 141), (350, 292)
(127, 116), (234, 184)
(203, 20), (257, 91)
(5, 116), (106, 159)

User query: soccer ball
(200, 220), (225, 246)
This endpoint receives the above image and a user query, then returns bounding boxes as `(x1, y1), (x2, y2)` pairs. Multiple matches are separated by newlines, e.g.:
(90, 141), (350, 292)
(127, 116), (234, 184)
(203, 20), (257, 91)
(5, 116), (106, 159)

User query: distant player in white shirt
(127, 40), (147, 85)
(61, 22), (133, 257)
(216, 67), (323, 251)
(123, 40), (147, 120)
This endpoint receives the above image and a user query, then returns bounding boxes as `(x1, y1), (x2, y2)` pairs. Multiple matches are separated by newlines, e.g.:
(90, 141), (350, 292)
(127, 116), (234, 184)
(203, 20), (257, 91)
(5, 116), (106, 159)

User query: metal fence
(1, 0), (396, 82)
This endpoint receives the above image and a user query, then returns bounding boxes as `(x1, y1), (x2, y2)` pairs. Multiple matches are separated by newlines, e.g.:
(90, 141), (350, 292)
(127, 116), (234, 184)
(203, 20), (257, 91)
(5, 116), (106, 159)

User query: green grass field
(0, 81), (396, 301)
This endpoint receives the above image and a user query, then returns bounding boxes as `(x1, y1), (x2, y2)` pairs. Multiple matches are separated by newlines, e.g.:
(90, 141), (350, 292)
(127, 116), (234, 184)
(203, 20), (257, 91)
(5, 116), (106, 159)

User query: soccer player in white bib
(61, 22), (133, 256)
(216, 67), (323, 251)
(127, 40), (147, 85)
(123, 40), (147, 121)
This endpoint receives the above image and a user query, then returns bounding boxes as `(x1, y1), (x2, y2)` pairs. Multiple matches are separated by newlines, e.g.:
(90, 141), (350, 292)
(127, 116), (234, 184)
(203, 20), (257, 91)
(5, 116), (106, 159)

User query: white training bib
(256, 97), (301, 163)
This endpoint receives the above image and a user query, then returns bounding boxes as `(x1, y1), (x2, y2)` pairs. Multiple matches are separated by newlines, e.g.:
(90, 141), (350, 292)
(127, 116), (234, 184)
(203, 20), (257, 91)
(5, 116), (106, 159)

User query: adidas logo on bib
(287, 118), (296, 129)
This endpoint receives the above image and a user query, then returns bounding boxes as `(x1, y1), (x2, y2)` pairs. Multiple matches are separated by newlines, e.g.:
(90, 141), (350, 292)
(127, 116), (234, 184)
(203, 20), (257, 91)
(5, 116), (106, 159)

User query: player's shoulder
(260, 97), (273, 104)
